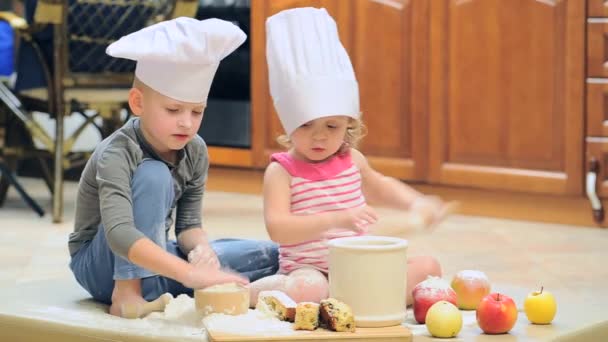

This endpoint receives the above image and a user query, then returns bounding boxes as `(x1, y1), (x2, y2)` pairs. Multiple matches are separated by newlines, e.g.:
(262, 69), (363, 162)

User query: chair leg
(37, 157), (54, 194)
(52, 108), (65, 223)
(0, 156), (16, 206)
(0, 160), (45, 217)
(0, 177), (7, 206)
(52, 133), (64, 223)
(51, 21), (69, 224)
(0, 162), (10, 206)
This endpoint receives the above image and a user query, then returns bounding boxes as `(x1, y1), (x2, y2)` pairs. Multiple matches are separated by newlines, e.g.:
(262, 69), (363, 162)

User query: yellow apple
(524, 286), (557, 324)
(425, 300), (462, 338)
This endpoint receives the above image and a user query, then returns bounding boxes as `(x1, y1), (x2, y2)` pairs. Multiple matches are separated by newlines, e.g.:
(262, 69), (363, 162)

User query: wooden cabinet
(588, 0), (608, 18)
(427, 0), (584, 195)
(586, 1), (608, 223)
(351, 0), (428, 180)
(250, 0), (586, 195)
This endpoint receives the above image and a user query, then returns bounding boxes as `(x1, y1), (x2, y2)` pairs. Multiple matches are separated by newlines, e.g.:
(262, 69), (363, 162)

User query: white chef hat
(266, 7), (359, 136)
(106, 17), (246, 103)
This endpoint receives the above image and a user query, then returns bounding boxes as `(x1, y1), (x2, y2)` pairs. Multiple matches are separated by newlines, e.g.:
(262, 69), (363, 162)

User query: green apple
(425, 300), (462, 338)
(524, 286), (557, 324)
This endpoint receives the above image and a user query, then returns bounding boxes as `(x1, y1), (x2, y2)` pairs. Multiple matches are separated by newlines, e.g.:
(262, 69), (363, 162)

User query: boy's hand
(182, 264), (249, 290)
(335, 205), (379, 232)
(188, 244), (220, 270)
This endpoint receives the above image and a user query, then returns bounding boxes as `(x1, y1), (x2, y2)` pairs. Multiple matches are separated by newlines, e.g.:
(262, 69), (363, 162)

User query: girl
(249, 7), (451, 307)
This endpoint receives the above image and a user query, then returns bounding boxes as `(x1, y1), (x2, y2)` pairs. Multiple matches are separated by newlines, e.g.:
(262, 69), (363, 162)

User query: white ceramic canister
(328, 236), (408, 327)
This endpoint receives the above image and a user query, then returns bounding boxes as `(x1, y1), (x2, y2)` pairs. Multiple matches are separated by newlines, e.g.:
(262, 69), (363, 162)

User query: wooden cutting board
(204, 323), (412, 342)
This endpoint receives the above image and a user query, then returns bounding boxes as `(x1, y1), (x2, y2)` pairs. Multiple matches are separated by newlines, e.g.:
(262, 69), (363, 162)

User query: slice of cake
(319, 298), (356, 332)
(256, 290), (297, 322)
(293, 302), (320, 331)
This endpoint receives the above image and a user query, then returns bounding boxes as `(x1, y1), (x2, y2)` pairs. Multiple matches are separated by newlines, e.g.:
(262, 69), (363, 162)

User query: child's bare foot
(109, 279), (146, 317)
(119, 293), (173, 319)
(285, 268), (328, 303)
(109, 293), (147, 317)
(248, 274), (289, 307)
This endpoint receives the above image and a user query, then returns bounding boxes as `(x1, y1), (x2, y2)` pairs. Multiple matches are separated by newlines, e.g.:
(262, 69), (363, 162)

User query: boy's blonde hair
(277, 116), (367, 155)
(133, 76), (152, 93)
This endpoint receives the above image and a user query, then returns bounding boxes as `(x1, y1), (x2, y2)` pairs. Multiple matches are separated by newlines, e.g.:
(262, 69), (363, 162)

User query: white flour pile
(146, 294), (204, 328)
(203, 309), (298, 336)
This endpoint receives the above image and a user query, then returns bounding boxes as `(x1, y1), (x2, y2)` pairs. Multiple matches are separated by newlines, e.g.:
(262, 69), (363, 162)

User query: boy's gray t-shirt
(68, 118), (208, 259)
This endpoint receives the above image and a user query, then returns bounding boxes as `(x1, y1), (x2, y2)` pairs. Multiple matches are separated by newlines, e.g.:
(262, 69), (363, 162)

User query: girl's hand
(188, 244), (220, 270)
(335, 205), (379, 232)
(410, 195), (457, 228)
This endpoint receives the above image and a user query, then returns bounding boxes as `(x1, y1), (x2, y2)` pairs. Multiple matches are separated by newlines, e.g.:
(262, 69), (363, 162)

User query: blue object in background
(0, 21), (14, 76)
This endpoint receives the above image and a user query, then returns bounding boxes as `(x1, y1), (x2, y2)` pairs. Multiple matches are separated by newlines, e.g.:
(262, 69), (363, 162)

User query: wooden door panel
(352, 0), (428, 179)
(429, 0), (584, 194)
(353, 0), (412, 159)
(588, 0), (608, 18)
(587, 79), (608, 137)
(587, 20), (608, 78)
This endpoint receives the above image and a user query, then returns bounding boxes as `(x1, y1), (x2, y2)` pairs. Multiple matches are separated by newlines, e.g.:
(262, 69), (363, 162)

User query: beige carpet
(0, 177), (607, 341)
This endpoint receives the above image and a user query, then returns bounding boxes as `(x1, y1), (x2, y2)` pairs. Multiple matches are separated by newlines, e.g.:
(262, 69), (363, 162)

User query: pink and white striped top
(271, 151), (367, 274)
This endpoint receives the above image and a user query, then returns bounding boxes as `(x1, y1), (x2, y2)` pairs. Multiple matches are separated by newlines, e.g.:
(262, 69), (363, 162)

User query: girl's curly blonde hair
(276, 116), (367, 155)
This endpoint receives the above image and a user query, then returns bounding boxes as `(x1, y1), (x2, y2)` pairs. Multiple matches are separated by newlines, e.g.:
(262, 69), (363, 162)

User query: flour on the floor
(31, 298), (204, 338)
(146, 294), (204, 328)
(33, 294), (295, 338)
(204, 309), (297, 336)
(151, 294), (297, 336)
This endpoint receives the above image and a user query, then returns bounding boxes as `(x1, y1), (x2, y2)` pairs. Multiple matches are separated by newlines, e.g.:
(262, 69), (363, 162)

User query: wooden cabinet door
(428, 0), (585, 195)
(586, 79), (608, 137)
(351, 0), (428, 180)
(588, 0), (608, 17)
(587, 19), (608, 78)
(251, 1), (352, 168)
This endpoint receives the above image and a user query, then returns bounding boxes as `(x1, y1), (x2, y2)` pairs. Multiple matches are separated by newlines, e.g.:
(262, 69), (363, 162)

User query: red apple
(476, 293), (518, 334)
(451, 270), (491, 310)
(412, 276), (457, 324)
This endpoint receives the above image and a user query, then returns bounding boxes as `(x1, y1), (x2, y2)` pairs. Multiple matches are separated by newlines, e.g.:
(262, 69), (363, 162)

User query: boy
(68, 17), (278, 317)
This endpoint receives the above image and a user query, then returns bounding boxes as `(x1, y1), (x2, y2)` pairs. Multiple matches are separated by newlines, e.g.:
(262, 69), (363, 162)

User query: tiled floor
(0, 173), (607, 341)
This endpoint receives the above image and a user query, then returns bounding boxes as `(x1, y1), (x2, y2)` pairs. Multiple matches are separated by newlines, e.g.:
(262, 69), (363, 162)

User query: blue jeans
(69, 160), (278, 304)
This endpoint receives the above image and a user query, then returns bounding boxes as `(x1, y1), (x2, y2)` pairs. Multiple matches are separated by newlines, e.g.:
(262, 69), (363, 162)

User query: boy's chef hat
(107, 17), (246, 103)
(266, 7), (360, 136)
